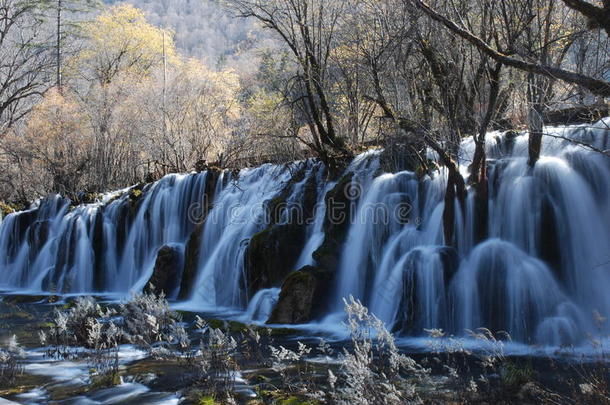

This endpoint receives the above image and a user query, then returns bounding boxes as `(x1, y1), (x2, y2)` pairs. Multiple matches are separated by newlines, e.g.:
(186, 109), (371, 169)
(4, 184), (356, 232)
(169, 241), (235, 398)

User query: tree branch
(410, 0), (610, 97)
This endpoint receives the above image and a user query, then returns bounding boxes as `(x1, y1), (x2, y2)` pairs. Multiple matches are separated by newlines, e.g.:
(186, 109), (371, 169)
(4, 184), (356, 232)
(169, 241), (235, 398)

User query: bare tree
(225, 0), (353, 168)
(0, 0), (54, 132)
(409, 0), (610, 97)
(561, 0), (610, 36)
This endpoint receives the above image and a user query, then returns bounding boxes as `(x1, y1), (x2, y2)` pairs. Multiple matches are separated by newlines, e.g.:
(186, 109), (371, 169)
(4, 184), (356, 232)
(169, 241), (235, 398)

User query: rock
(194, 159), (208, 172)
(311, 172), (355, 270)
(539, 196), (562, 280)
(146, 245), (183, 297)
(244, 164), (318, 296)
(178, 168), (220, 299)
(265, 172), (358, 324)
(517, 382), (548, 402)
(393, 246), (459, 334)
(246, 223), (305, 296)
(178, 223), (203, 299)
(438, 246), (459, 281)
(267, 266), (330, 324)
(91, 211), (106, 291)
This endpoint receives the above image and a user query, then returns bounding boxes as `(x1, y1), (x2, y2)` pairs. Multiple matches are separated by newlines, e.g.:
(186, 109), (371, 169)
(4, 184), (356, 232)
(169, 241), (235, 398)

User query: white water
(0, 120), (608, 345)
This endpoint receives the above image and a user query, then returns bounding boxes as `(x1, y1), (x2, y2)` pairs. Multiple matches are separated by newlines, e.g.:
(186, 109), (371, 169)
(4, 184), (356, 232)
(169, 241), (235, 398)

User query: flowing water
(1, 120), (609, 348)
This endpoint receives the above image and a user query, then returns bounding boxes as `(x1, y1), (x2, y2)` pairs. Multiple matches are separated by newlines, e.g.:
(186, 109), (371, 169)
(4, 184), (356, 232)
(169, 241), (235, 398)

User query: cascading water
(0, 119), (608, 347)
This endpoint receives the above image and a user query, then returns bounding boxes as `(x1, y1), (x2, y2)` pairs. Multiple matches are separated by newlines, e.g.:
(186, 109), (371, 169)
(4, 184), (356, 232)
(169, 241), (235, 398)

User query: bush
(0, 336), (24, 386)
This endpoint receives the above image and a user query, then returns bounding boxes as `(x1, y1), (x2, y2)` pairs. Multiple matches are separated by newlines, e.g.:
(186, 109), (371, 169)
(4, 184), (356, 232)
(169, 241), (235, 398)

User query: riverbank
(0, 293), (608, 404)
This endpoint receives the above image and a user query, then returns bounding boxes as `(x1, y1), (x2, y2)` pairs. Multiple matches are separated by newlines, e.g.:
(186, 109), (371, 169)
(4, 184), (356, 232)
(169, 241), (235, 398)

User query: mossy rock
(311, 172), (355, 271)
(179, 169), (220, 299)
(146, 245), (184, 297)
(246, 223), (305, 295)
(129, 187), (143, 202)
(1, 294), (48, 304)
(206, 319), (251, 334)
(0, 201), (17, 217)
(179, 223), (204, 300)
(81, 192), (102, 204)
(127, 183), (147, 217)
(258, 390), (322, 405)
(197, 396), (220, 405)
(267, 266), (331, 324)
(244, 163), (318, 300)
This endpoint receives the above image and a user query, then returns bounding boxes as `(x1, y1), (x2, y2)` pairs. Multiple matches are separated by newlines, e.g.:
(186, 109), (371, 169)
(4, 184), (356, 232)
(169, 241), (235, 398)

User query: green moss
(129, 188), (143, 201)
(280, 396), (321, 405)
(0, 201), (16, 217)
(82, 193), (102, 204)
(501, 360), (534, 389)
(89, 372), (121, 389)
(257, 390), (320, 405)
(207, 319), (249, 334)
(197, 395), (220, 405)
(0, 372), (49, 397)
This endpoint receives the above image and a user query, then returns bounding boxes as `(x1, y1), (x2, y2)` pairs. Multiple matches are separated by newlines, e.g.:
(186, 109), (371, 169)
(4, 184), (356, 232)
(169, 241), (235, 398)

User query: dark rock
(265, 172), (358, 323)
(539, 196), (562, 280)
(312, 172), (355, 270)
(178, 168), (221, 299)
(91, 210), (105, 292)
(438, 246), (459, 281)
(267, 266), (331, 324)
(244, 163), (319, 297)
(393, 247), (459, 334)
(194, 159), (208, 172)
(147, 245), (183, 297)
(26, 220), (50, 257)
(128, 184), (146, 218)
(178, 223), (203, 299)
(246, 223), (305, 295)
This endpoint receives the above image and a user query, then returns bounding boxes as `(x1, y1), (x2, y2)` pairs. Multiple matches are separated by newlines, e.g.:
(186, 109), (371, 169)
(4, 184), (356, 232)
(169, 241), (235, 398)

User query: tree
(561, 0), (610, 36)
(72, 4), (177, 85)
(225, 0), (353, 168)
(3, 88), (91, 197)
(134, 59), (243, 174)
(44, 0), (99, 91)
(67, 4), (178, 190)
(0, 0), (55, 132)
(408, 0), (610, 97)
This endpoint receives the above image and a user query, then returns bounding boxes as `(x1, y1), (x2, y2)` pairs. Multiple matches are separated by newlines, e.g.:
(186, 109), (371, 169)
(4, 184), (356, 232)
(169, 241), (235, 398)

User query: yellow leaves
(8, 88), (93, 174)
(248, 90), (285, 123)
(76, 4), (178, 84)
(26, 88), (86, 143)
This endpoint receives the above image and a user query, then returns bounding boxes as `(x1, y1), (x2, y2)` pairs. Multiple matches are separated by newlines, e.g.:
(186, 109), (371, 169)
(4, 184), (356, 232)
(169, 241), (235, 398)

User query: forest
(0, 0), (609, 404)
(0, 0), (607, 205)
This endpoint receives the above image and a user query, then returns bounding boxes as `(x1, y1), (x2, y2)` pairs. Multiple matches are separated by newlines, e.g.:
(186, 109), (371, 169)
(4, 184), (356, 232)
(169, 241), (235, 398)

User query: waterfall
(0, 119), (608, 346)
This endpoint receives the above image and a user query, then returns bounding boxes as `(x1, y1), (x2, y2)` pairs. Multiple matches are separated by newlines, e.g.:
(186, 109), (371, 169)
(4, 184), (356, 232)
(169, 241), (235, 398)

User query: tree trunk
(527, 74), (545, 167)
(443, 167), (467, 246)
(56, 0), (62, 92)
(469, 63), (502, 242)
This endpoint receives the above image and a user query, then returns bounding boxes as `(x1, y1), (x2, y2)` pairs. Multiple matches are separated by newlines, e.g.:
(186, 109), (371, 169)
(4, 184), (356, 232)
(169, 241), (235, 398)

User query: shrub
(0, 335), (24, 386)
